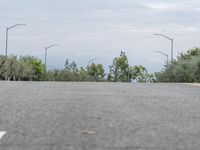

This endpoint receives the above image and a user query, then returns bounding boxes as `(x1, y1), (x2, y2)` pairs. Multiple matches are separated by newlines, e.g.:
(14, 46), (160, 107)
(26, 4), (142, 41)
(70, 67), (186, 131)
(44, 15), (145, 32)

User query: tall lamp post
(44, 44), (59, 74)
(5, 24), (26, 57)
(88, 58), (98, 66)
(154, 51), (169, 65)
(153, 34), (173, 61)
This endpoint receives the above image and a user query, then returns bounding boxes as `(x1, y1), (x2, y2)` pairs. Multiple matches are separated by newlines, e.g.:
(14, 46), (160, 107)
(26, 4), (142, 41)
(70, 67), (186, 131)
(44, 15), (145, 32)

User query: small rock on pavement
(81, 130), (97, 135)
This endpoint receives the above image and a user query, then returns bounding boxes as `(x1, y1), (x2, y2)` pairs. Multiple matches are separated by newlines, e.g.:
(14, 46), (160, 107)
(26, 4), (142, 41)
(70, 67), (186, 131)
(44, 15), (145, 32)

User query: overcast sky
(0, 0), (200, 72)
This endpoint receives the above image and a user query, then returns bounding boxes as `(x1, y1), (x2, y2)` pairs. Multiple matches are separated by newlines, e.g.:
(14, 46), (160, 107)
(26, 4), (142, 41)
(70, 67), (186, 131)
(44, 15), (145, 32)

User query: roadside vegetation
(1, 48), (199, 82)
(155, 47), (200, 82)
(0, 55), (43, 81)
(107, 51), (154, 82)
(0, 51), (153, 82)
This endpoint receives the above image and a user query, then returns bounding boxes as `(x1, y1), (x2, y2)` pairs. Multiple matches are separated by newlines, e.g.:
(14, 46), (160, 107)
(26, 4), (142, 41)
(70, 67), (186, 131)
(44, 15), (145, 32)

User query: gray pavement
(0, 82), (200, 150)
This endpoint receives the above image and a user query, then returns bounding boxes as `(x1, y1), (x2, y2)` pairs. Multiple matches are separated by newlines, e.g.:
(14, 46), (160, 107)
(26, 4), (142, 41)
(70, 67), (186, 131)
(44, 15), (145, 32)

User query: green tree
(79, 67), (90, 81)
(108, 51), (129, 82)
(178, 47), (200, 61)
(0, 55), (7, 80)
(0, 55), (19, 80)
(65, 59), (78, 72)
(156, 47), (200, 83)
(19, 56), (44, 81)
(108, 52), (150, 82)
(87, 63), (105, 81)
(129, 65), (148, 82)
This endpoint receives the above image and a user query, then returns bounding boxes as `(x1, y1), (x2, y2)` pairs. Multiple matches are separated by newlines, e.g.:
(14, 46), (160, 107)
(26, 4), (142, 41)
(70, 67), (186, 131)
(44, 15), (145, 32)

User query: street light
(154, 50), (169, 65)
(153, 33), (173, 61)
(5, 24), (26, 56)
(88, 58), (98, 66)
(44, 44), (59, 73)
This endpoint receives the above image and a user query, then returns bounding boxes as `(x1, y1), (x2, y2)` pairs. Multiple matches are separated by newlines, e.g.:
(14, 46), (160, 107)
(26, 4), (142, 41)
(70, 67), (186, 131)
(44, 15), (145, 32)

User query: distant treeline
(1, 48), (199, 82)
(0, 52), (154, 82)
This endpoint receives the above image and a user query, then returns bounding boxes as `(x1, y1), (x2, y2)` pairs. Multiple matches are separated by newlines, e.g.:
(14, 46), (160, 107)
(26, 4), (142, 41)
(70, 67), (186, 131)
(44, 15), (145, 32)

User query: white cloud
(141, 2), (180, 11)
(1, 0), (200, 72)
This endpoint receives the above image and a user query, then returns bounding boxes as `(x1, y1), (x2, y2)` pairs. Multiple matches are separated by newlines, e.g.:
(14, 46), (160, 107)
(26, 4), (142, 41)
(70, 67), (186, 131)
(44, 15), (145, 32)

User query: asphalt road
(0, 82), (200, 150)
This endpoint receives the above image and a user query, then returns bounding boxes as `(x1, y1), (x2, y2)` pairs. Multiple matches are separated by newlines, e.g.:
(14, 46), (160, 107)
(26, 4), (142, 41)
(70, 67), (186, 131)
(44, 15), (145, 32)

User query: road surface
(0, 82), (199, 150)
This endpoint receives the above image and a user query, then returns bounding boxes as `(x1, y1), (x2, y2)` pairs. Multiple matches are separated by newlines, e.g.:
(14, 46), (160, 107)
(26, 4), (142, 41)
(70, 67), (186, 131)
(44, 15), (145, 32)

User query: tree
(65, 59), (78, 72)
(0, 55), (44, 81)
(108, 51), (129, 82)
(79, 67), (90, 81)
(70, 61), (77, 71)
(19, 56), (44, 81)
(0, 55), (19, 80)
(129, 65), (149, 82)
(108, 52), (150, 82)
(87, 63), (105, 81)
(65, 59), (70, 70)
(155, 47), (200, 83)
(178, 47), (200, 61)
(188, 56), (200, 82)
(0, 55), (7, 80)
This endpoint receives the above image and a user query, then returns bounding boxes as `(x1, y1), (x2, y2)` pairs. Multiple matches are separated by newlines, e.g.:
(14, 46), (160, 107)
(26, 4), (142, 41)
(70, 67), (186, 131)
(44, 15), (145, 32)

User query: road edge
(183, 83), (200, 87)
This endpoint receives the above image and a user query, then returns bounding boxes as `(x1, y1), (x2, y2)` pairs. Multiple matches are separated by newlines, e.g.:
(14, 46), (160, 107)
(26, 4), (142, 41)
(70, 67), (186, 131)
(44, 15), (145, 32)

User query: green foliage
(45, 69), (80, 81)
(108, 52), (129, 82)
(189, 56), (200, 82)
(87, 63), (105, 81)
(45, 68), (98, 82)
(0, 55), (6, 79)
(129, 65), (150, 82)
(178, 47), (200, 61)
(19, 56), (44, 81)
(156, 47), (200, 82)
(108, 52), (150, 82)
(0, 55), (44, 81)
(0, 52), (150, 82)
(1, 55), (19, 80)
(45, 60), (106, 82)
(0, 55), (20, 80)
(65, 59), (78, 71)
